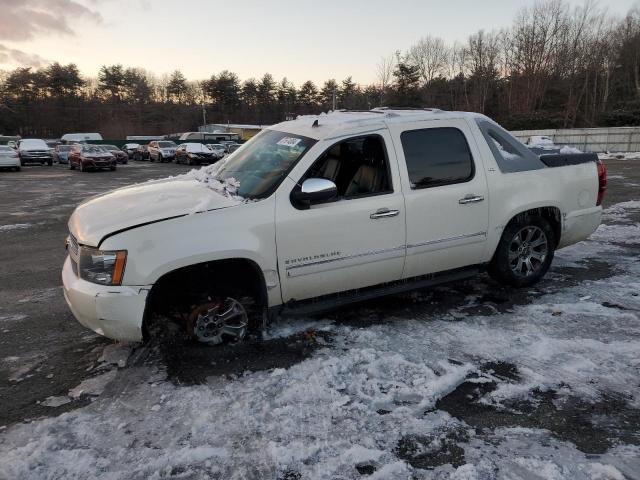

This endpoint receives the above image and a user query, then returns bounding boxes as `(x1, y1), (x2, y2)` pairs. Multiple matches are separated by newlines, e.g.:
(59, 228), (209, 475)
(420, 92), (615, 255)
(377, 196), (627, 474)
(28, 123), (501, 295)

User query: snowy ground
(0, 161), (639, 479)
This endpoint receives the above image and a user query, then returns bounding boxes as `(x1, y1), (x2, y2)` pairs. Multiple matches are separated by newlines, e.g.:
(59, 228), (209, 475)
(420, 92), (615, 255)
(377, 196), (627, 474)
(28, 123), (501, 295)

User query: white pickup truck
(63, 109), (607, 344)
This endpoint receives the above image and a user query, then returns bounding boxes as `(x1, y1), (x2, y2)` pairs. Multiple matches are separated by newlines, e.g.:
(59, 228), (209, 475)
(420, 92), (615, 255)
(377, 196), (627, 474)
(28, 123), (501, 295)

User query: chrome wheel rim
(509, 226), (548, 277)
(190, 298), (248, 344)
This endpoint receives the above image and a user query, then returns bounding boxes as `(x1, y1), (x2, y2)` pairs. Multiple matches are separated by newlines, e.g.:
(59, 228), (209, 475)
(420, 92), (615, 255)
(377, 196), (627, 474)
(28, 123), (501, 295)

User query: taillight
(596, 159), (607, 206)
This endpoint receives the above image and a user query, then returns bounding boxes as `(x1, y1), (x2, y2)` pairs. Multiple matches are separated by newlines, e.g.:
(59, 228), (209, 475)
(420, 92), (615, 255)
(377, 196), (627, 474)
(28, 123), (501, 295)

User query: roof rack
(372, 106), (443, 112)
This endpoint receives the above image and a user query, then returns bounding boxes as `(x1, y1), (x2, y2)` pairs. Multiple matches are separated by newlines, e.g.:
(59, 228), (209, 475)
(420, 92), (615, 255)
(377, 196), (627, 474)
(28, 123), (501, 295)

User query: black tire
(47, 159), (53, 166)
(488, 215), (556, 288)
(110, 165), (116, 171)
(14, 166), (21, 172)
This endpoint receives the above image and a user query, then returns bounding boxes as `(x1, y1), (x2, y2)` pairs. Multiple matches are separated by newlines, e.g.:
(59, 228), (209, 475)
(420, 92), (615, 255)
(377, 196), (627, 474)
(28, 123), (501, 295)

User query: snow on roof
(205, 124), (267, 130)
(267, 109), (484, 140)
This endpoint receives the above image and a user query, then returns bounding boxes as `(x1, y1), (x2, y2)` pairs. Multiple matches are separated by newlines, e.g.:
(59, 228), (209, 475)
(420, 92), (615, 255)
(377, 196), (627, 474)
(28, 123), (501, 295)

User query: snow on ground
(0, 223), (32, 232)
(1, 202), (639, 479)
(599, 152), (640, 161)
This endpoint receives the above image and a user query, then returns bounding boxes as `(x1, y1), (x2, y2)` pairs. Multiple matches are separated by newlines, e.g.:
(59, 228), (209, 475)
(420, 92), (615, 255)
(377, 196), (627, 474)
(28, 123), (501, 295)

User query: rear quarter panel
(466, 120), (601, 259)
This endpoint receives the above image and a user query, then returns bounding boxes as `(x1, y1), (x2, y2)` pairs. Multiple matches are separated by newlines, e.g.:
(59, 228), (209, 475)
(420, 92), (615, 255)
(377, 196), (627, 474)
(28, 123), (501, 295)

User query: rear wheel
(47, 159), (53, 166)
(488, 215), (555, 287)
(110, 165), (116, 171)
(14, 166), (20, 172)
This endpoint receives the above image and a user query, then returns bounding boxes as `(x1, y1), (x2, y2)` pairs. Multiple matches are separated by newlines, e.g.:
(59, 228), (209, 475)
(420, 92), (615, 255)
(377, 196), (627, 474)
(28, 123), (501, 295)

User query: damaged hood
(68, 178), (240, 246)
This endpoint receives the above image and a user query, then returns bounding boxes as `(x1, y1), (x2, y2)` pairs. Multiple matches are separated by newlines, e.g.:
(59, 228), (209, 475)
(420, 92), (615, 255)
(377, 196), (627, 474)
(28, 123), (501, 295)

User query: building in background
(199, 124), (267, 141)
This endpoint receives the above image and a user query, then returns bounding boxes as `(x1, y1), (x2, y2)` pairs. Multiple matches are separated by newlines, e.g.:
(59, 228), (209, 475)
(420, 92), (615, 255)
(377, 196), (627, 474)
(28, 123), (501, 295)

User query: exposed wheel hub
(188, 298), (248, 345)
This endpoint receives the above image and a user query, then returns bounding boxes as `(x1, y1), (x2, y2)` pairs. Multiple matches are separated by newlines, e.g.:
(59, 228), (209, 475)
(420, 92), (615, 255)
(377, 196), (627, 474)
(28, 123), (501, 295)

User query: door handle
(459, 194), (485, 205)
(370, 208), (399, 219)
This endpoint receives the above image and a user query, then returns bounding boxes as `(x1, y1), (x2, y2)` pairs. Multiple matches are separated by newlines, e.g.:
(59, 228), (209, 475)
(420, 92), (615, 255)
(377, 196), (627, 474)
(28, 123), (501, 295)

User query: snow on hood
(69, 161), (245, 246)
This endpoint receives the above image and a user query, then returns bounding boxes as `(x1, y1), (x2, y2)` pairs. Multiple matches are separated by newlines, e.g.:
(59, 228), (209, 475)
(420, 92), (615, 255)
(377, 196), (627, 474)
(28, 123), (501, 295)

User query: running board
(276, 265), (483, 318)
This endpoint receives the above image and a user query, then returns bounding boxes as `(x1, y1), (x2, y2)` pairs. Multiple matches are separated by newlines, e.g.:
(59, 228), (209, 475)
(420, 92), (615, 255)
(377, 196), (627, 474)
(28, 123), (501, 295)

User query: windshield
(58, 145), (72, 151)
(20, 139), (48, 149)
(82, 145), (108, 154)
(215, 129), (316, 199)
(158, 141), (176, 148)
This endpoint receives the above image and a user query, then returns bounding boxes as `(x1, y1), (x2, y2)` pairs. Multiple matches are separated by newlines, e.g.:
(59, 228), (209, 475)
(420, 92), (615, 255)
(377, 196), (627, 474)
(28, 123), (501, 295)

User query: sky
(0, 0), (638, 86)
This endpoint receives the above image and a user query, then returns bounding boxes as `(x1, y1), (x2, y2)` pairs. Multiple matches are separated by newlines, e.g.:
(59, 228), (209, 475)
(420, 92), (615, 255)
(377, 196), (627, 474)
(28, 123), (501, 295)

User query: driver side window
(302, 135), (392, 199)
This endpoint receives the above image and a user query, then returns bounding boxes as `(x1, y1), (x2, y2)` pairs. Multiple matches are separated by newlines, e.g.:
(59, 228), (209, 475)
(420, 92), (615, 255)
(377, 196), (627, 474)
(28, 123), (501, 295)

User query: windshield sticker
(276, 137), (302, 148)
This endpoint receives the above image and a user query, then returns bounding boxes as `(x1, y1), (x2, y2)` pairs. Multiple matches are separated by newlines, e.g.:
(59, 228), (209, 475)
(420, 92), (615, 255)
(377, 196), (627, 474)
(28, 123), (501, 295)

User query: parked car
(63, 109), (606, 345)
(101, 145), (128, 164)
(227, 144), (242, 154)
(18, 139), (53, 166)
(206, 144), (226, 159)
(133, 145), (150, 161)
(148, 140), (178, 162)
(219, 141), (241, 153)
(122, 143), (140, 159)
(175, 143), (216, 165)
(53, 145), (73, 164)
(68, 144), (117, 172)
(0, 145), (21, 171)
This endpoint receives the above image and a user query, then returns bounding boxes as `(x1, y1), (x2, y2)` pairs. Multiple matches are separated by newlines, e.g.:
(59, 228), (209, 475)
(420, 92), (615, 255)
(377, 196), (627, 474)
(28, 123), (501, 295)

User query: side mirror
(291, 178), (337, 209)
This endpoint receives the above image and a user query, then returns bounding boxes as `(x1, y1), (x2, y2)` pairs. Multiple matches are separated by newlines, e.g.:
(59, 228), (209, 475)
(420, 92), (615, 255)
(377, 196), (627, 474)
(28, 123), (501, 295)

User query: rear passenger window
(400, 128), (474, 189)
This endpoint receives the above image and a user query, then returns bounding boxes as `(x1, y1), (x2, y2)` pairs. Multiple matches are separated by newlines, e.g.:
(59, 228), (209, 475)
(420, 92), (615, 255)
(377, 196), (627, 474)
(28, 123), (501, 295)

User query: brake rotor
(187, 298), (248, 345)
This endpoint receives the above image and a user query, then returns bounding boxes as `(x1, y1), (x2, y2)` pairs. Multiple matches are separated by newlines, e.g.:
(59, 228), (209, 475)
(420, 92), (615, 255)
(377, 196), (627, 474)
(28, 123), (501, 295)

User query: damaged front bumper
(62, 256), (150, 341)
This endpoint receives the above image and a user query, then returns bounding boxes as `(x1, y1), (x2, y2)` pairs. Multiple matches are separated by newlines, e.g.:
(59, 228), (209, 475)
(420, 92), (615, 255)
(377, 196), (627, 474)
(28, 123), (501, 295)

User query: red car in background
(68, 144), (117, 172)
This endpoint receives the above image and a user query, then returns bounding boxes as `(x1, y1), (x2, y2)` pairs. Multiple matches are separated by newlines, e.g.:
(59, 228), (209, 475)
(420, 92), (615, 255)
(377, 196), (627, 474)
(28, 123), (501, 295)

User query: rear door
(388, 118), (489, 278)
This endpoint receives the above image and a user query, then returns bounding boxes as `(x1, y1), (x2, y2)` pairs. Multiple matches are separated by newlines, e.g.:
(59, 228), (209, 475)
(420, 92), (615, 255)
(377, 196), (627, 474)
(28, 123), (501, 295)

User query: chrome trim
(370, 208), (400, 219)
(407, 231), (487, 250)
(286, 245), (405, 278)
(458, 195), (485, 205)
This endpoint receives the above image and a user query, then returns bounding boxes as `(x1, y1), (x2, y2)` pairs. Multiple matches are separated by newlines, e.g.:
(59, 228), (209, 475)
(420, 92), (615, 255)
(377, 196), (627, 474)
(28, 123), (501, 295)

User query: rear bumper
(558, 206), (602, 248)
(62, 256), (150, 341)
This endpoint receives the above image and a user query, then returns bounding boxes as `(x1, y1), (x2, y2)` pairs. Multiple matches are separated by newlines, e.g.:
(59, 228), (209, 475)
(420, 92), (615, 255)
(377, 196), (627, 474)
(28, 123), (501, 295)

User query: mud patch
(436, 362), (640, 454)
(140, 329), (332, 386)
(396, 427), (468, 470)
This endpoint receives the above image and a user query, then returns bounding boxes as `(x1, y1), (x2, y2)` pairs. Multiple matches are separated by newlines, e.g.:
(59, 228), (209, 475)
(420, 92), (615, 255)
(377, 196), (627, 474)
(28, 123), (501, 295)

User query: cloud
(0, 44), (48, 68)
(0, 0), (103, 42)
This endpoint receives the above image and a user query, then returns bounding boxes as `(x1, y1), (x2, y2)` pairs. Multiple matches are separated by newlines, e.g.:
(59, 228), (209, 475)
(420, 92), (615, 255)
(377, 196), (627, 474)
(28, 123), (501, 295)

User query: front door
(275, 132), (406, 302)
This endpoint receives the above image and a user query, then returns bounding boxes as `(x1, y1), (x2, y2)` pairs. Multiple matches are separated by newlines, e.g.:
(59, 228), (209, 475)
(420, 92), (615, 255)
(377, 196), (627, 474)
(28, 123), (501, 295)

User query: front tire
(488, 215), (555, 287)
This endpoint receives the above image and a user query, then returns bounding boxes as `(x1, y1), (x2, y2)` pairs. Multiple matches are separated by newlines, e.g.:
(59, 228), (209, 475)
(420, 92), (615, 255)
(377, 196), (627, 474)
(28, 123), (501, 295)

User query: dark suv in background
(133, 145), (150, 161)
(148, 140), (177, 162)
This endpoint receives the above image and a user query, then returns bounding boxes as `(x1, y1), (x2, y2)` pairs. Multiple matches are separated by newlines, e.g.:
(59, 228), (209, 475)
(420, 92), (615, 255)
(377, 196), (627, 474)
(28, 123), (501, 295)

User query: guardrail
(511, 127), (640, 153)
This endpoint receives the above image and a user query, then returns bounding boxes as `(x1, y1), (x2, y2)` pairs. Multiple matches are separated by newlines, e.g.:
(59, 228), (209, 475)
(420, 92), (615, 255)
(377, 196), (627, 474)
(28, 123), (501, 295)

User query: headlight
(79, 247), (127, 285)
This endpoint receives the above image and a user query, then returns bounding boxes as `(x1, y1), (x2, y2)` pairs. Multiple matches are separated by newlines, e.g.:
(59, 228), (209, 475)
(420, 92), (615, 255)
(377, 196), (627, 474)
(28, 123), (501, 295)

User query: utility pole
(332, 89), (336, 111)
(201, 103), (207, 129)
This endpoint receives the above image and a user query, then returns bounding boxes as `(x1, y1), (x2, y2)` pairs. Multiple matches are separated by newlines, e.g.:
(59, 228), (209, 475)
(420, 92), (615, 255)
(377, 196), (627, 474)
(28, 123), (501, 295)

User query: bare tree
(375, 53), (397, 105)
(408, 36), (449, 84)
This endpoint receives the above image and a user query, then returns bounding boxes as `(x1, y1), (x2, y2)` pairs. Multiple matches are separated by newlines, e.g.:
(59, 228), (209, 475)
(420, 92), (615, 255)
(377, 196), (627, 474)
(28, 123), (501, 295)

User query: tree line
(1, 0), (639, 138)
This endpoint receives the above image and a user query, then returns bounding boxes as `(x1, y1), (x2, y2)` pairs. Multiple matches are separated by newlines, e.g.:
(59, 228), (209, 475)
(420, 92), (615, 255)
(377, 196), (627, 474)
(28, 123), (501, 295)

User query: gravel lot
(0, 159), (639, 479)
